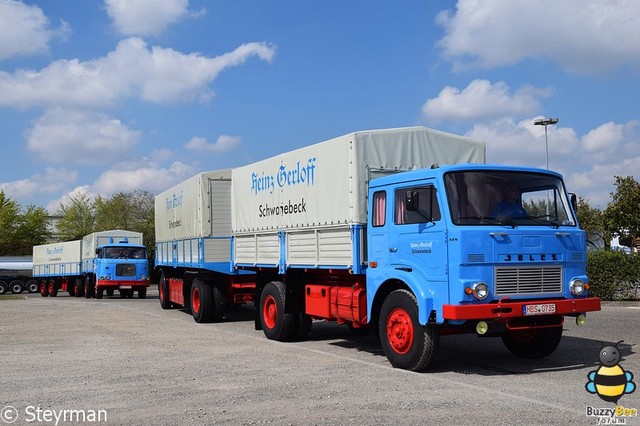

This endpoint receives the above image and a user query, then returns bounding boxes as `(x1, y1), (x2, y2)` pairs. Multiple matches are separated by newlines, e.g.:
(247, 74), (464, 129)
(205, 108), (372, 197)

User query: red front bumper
(96, 280), (150, 288)
(442, 297), (601, 321)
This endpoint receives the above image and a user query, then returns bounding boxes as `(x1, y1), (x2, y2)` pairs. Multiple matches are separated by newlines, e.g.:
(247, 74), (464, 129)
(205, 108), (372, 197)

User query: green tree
(575, 197), (609, 249)
(0, 191), (21, 255)
(55, 193), (96, 241)
(603, 176), (640, 244)
(13, 204), (50, 254)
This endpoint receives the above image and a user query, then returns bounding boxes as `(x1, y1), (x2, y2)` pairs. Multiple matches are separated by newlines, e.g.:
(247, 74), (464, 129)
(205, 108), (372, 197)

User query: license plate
(120, 285), (132, 289)
(523, 303), (556, 316)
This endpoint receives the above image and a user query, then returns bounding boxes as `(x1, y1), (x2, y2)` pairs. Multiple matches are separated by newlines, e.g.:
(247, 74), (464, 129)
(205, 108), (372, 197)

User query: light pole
(533, 117), (558, 170)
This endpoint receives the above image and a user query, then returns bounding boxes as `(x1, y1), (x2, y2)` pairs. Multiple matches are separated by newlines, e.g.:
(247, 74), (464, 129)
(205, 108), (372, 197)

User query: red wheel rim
(386, 307), (414, 355)
(40, 282), (46, 295)
(48, 282), (55, 293)
(263, 294), (277, 329)
(510, 328), (537, 343)
(192, 287), (200, 314)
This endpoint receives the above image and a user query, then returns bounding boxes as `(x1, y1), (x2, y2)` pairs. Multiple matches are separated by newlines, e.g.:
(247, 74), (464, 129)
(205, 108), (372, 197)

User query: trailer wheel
(159, 271), (172, 309)
(74, 278), (84, 297)
(27, 280), (39, 293)
(379, 289), (439, 371)
(138, 287), (147, 299)
(191, 279), (214, 323)
(40, 280), (49, 297)
(48, 280), (58, 297)
(501, 326), (563, 358)
(0, 280), (7, 295)
(260, 281), (295, 341)
(10, 280), (23, 294)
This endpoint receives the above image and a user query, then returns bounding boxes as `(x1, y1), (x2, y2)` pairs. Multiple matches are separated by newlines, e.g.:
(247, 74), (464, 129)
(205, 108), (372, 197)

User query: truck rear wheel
(191, 279), (214, 323)
(10, 280), (23, 294)
(158, 271), (172, 309)
(40, 280), (49, 297)
(0, 280), (7, 295)
(501, 326), (562, 358)
(379, 289), (439, 371)
(260, 281), (295, 341)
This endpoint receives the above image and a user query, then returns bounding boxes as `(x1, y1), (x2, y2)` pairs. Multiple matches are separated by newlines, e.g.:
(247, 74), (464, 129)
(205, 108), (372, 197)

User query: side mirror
(569, 193), (577, 212)
(405, 189), (419, 211)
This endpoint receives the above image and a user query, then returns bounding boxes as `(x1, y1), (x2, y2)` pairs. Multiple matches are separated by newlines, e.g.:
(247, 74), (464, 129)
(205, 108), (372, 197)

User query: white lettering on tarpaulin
(165, 191), (183, 210)
(251, 158), (317, 195)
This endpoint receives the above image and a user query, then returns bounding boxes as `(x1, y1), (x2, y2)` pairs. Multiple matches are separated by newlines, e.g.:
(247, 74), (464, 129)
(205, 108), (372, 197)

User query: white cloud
(422, 79), (549, 122)
(26, 108), (141, 165)
(0, 37), (277, 108)
(0, 1), (69, 60)
(105, 0), (192, 36)
(437, 0), (640, 73)
(0, 167), (78, 206)
(465, 117), (640, 207)
(185, 135), (240, 152)
(91, 160), (195, 196)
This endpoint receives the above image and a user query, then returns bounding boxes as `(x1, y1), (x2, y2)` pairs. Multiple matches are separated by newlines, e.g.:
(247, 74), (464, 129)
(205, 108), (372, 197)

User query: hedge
(587, 250), (640, 300)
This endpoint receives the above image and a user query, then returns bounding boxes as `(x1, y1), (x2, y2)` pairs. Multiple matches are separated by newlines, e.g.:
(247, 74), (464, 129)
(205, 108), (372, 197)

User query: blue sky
(1, 0), (639, 212)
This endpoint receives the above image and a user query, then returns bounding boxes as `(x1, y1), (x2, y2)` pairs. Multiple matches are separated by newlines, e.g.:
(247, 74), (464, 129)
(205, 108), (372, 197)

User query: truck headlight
(570, 278), (585, 295)
(465, 282), (489, 300)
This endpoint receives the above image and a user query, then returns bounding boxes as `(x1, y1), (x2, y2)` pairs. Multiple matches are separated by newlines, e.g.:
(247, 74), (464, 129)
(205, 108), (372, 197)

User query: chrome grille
(495, 266), (562, 295)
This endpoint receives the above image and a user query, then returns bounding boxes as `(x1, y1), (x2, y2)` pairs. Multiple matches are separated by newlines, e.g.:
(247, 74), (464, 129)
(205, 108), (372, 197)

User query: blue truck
(33, 230), (150, 299)
(157, 127), (601, 371)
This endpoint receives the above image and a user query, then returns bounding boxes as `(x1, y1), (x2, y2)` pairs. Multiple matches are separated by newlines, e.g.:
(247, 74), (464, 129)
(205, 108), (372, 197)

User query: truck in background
(156, 127), (601, 371)
(0, 256), (38, 294)
(154, 170), (255, 322)
(33, 230), (150, 299)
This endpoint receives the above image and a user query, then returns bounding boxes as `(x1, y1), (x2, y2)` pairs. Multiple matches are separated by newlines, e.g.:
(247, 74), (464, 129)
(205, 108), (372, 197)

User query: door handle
(389, 247), (398, 252)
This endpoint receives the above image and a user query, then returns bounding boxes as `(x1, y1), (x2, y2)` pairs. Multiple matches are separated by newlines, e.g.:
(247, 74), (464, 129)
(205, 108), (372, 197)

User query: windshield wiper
(529, 215), (561, 228)
(457, 216), (516, 228)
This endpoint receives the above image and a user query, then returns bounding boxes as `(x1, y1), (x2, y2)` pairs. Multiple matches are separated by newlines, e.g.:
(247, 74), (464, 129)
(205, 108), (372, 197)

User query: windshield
(104, 246), (147, 259)
(444, 170), (576, 227)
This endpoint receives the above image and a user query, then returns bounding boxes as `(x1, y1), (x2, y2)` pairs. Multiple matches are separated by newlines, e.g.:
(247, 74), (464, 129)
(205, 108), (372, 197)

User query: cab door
(388, 184), (448, 282)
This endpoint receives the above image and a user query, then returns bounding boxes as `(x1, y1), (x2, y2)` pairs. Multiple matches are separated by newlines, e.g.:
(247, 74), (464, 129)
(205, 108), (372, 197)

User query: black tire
(191, 279), (214, 323)
(40, 280), (49, 297)
(158, 270), (172, 309)
(106, 288), (114, 297)
(96, 287), (103, 299)
(10, 280), (24, 294)
(501, 326), (563, 358)
(292, 313), (313, 341)
(0, 280), (8, 295)
(259, 281), (295, 341)
(379, 289), (439, 371)
(74, 278), (84, 297)
(48, 280), (58, 297)
(138, 287), (147, 299)
(85, 276), (94, 299)
(27, 280), (39, 293)
(68, 282), (76, 297)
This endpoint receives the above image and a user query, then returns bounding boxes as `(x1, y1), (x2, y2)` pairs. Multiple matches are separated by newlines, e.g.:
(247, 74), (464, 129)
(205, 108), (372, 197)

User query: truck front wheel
(260, 281), (295, 341)
(501, 326), (562, 358)
(379, 289), (439, 371)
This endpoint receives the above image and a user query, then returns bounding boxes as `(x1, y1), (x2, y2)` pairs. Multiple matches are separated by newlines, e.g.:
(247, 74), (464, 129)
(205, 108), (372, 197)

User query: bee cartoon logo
(586, 341), (636, 403)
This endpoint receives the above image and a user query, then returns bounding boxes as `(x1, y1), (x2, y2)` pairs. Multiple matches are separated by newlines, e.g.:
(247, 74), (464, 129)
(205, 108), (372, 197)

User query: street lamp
(533, 117), (558, 170)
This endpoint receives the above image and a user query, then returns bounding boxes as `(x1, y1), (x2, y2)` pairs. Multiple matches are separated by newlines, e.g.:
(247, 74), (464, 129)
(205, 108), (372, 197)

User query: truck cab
(367, 164), (600, 369)
(93, 241), (149, 299)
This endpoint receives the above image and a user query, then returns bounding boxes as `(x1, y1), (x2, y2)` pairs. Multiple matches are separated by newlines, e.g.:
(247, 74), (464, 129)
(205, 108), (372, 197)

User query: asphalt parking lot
(1, 288), (638, 425)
